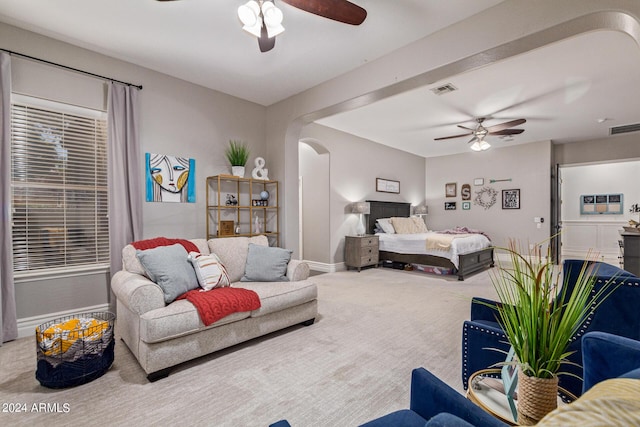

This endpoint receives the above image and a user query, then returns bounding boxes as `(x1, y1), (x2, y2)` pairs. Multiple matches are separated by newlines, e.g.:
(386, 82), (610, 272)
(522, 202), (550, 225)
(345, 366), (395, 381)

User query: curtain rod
(1, 48), (143, 90)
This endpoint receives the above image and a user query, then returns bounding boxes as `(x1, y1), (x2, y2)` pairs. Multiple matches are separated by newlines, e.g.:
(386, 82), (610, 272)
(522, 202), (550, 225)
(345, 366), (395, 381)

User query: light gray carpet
(0, 267), (498, 426)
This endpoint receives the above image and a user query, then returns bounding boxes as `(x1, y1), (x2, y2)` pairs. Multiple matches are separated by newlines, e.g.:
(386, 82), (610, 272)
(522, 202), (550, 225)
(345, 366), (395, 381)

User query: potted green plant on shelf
(489, 239), (617, 425)
(225, 140), (250, 177)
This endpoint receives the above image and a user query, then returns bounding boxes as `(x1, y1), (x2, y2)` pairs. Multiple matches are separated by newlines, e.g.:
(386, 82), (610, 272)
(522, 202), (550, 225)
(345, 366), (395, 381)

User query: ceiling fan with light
(434, 117), (526, 151)
(156, 0), (367, 53)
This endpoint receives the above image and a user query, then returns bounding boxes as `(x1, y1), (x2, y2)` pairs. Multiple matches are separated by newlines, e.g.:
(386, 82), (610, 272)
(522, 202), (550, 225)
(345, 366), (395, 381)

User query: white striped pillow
(188, 252), (231, 290)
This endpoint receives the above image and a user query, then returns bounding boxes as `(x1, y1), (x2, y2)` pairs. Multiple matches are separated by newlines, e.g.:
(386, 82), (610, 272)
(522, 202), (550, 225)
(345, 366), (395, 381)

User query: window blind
(10, 99), (109, 273)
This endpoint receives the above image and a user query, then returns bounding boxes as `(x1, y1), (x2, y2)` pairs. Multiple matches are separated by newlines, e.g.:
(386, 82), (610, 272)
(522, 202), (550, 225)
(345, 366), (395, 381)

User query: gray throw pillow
(136, 244), (199, 303)
(241, 243), (292, 282)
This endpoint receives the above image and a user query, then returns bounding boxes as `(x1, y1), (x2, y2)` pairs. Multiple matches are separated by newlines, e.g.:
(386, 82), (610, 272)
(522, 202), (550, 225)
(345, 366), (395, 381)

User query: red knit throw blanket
(131, 237), (199, 253)
(177, 287), (261, 326)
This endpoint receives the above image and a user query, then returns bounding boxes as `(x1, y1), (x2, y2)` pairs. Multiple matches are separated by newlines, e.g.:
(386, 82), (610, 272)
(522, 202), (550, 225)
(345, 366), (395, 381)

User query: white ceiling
(1, 1), (639, 158)
(0, 0), (504, 106)
(317, 30), (640, 157)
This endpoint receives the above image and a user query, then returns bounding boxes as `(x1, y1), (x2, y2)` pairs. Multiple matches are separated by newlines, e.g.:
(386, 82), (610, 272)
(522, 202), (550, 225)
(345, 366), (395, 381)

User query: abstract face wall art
(145, 153), (196, 203)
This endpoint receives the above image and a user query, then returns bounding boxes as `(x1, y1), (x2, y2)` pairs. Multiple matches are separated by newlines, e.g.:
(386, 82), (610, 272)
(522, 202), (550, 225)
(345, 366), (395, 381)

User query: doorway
(298, 139), (331, 267)
(558, 160), (640, 265)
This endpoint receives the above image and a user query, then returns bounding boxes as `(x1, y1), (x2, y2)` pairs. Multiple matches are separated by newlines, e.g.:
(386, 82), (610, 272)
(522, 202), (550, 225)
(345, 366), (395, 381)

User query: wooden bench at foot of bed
(379, 247), (494, 281)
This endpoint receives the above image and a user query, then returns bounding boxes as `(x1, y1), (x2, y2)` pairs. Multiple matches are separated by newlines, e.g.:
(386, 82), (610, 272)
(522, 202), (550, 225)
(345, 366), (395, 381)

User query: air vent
(430, 83), (457, 96)
(610, 123), (640, 135)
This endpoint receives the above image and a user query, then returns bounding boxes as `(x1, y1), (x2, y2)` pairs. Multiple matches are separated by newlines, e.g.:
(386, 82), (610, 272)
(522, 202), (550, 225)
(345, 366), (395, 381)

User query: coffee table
(466, 369), (576, 425)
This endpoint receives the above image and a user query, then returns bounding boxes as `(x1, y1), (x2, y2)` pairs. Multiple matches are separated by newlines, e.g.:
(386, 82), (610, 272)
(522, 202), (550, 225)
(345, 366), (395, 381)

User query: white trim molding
(561, 220), (625, 265)
(305, 260), (346, 273)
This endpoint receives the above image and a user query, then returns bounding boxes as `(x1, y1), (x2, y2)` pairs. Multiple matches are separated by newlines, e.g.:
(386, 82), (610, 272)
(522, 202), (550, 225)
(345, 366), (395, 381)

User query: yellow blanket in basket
(37, 318), (109, 357)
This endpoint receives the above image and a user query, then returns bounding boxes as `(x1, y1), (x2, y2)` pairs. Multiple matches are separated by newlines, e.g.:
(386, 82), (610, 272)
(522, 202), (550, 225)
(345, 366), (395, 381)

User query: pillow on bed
(411, 216), (429, 233)
(391, 217), (424, 234)
(376, 218), (395, 234)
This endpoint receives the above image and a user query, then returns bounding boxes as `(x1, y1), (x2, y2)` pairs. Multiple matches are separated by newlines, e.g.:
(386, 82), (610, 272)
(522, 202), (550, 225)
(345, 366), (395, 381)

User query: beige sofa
(111, 235), (317, 381)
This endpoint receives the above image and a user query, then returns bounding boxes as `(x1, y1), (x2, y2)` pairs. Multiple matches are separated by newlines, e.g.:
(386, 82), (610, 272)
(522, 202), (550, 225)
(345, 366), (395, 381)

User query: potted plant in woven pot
(489, 240), (617, 425)
(225, 140), (250, 177)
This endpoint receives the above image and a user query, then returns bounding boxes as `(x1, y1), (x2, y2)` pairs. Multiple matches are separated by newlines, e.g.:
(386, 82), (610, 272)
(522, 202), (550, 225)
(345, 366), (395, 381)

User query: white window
(10, 95), (109, 274)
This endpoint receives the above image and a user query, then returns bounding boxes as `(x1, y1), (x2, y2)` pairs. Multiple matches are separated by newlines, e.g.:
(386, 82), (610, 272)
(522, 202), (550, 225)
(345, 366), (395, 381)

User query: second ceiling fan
(156, 0), (367, 52)
(435, 117), (526, 151)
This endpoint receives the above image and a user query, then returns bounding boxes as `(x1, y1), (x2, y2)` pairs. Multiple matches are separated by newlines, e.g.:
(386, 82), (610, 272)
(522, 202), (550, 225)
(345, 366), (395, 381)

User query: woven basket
(517, 369), (559, 425)
(35, 311), (115, 388)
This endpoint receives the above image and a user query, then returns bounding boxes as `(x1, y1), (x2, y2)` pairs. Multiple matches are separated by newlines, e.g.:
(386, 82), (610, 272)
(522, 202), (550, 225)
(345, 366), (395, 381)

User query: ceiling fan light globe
(479, 140), (491, 150)
(238, 1), (261, 26)
(238, 1), (263, 38)
(262, 2), (285, 38)
(470, 141), (482, 151)
(242, 22), (263, 38)
(265, 23), (285, 38)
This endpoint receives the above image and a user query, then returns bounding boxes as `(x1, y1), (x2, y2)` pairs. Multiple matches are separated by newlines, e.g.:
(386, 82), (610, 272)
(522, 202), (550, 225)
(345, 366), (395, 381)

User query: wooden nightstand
(345, 235), (379, 272)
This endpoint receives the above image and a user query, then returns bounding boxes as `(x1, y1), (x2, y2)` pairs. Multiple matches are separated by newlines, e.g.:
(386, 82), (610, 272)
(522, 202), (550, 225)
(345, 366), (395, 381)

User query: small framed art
(462, 201), (471, 210)
(376, 178), (400, 194)
(445, 201), (457, 210)
(502, 189), (520, 209)
(474, 178), (484, 186)
(580, 193), (623, 214)
(219, 220), (235, 236)
(445, 182), (457, 198)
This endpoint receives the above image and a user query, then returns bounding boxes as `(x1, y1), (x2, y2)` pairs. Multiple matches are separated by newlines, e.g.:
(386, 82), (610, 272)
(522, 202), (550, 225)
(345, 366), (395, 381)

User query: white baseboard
(17, 303), (111, 339)
(305, 260), (346, 273)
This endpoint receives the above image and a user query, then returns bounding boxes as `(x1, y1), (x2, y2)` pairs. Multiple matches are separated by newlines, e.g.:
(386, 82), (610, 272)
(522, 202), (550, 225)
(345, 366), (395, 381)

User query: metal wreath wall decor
(474, 186), (498, 210)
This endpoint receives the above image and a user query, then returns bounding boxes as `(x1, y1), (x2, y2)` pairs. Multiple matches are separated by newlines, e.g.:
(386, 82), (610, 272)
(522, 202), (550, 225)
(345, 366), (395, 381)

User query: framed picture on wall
(376, 178), (400, 194)
(502, 189), (520, 209)
(580, 193), (623, 214)
(462, 201), (471, 210)
(445, 201), (457, 210)
(445, 182), (457, 197)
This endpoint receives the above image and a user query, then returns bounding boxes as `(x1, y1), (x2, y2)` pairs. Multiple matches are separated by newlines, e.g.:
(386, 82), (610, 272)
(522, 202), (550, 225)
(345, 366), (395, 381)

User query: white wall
(560, 161), (640, 262)
(2, 22), (267, 329)
(266, 2), (640, 258)
(299, 142), (331, 264)
(299, 123), (425, 268)
(426, 141), (552, 249)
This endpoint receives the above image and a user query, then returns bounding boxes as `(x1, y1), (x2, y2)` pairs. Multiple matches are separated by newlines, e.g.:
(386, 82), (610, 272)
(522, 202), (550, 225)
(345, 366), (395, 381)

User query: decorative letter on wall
(461, 184), (471, 200)
(145, 153), (196, 203)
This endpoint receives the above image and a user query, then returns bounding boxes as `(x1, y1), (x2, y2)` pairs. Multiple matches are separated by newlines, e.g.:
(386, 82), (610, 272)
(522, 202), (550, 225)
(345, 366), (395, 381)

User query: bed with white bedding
(366, 200), (494, 280)
(377, 232), (491, 270)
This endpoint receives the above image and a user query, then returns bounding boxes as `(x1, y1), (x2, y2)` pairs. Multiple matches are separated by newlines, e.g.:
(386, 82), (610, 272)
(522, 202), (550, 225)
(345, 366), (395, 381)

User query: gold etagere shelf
(206, 175), (279, 246)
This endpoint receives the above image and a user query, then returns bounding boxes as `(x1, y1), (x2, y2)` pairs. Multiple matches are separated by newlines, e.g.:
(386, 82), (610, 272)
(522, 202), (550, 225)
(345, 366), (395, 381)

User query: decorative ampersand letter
(252, 157), (269, 180)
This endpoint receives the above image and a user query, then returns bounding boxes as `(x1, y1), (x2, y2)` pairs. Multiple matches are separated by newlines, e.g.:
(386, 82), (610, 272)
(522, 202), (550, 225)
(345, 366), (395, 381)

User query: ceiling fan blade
(457, 125), (475, 131)
(489, 129), (525, 136)
(434, 132), (472, 141)
(486, 118), (526, 133)
(281, 0), (367, 25)
(467, 136), (478, 144)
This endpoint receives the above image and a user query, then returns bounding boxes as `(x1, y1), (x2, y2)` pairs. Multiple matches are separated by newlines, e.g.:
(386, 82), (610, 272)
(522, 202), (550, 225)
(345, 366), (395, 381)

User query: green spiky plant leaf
(225, 140), (250, 166)
(489, 239), (619, 379)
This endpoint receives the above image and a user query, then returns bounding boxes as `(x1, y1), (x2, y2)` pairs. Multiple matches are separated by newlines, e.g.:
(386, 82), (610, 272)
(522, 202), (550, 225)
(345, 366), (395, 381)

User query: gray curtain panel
(1, 52), (18, 344)
(107, 82), (143, 282)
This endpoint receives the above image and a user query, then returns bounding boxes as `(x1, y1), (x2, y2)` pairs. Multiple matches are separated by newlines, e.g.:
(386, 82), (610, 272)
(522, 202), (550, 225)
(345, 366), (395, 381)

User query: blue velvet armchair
(354, 332), (640, 427)
(461, 260), (640, 400)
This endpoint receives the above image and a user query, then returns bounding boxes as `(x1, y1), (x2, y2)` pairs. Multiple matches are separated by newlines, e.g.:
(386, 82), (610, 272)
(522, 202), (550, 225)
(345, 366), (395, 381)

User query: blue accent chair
(353, 332), (640, 427)
(461, 260), (640, 399)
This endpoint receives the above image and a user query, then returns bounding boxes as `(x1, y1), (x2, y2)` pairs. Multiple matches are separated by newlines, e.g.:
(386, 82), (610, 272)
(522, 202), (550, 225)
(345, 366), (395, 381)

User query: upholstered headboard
(366, 200), (411, 234)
